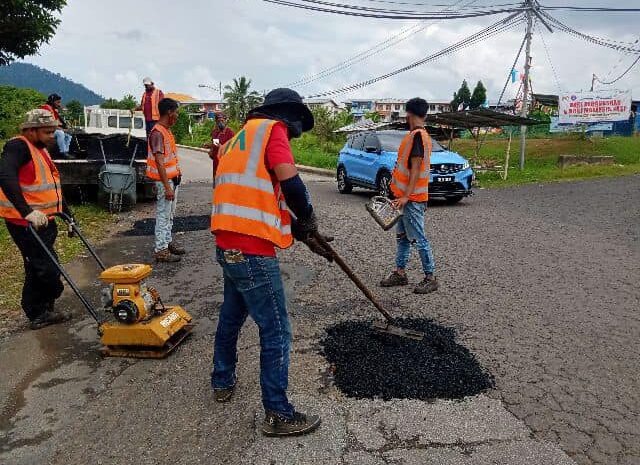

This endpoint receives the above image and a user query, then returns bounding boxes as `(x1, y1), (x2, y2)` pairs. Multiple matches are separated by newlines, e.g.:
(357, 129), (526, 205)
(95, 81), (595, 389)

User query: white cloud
(24, 0), (640, 102)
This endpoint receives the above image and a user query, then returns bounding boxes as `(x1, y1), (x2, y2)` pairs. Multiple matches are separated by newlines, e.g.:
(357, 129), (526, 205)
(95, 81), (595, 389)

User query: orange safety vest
(0, 136), (63, 220)
(390, 128), (432, 202)
(141, 88), (160, 121)
(146, 124), (181, 180)
(211, 119), (293, 249)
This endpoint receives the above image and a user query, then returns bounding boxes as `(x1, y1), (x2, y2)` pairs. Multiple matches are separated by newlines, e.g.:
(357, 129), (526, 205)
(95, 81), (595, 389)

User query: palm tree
(223, 76), (263, 122)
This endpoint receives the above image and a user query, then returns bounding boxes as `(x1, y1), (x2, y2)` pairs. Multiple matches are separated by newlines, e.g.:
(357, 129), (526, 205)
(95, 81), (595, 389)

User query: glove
(291, 213), (334, 262)
(25, 210), (48, 229)
(302, 233), (335, 262)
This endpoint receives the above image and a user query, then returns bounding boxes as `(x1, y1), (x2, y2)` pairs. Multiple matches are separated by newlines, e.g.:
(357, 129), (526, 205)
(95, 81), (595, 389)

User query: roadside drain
(321, 318), (494, 401)
(121, 215), (210, 236)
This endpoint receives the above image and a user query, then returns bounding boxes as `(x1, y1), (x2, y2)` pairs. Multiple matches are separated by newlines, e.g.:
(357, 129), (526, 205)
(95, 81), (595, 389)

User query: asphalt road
(0, 174), (638, 465)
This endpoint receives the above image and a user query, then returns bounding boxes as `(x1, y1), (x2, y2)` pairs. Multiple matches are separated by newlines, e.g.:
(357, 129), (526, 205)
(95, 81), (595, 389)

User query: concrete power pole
(519, 1), (534, 170)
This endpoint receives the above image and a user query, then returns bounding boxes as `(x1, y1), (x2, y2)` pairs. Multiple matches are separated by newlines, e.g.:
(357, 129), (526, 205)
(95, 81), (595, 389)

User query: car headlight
(461, 162), (470, 170)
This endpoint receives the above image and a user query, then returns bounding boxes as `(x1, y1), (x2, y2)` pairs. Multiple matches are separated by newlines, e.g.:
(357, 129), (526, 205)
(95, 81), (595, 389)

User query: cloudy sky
(25, 0), (640, 103)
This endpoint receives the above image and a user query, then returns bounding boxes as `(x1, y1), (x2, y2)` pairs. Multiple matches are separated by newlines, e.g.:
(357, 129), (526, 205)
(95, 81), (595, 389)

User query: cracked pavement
(0, 170), (638, 465)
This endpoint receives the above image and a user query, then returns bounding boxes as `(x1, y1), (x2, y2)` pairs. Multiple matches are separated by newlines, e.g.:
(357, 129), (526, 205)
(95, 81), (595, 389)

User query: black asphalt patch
(321, 318), (494, 401)
(121, 215), (210, 236)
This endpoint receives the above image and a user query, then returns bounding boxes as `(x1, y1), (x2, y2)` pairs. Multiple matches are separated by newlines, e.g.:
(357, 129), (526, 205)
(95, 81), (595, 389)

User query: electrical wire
(595, 54), (640, 86)
(539, 10), (640, 54)
(540, 6), (640, 13)
(287, 0), (479, 89)
(262, 0), (524, 19)
(305, 12), (525, 98)
(535, 21), (563, 93)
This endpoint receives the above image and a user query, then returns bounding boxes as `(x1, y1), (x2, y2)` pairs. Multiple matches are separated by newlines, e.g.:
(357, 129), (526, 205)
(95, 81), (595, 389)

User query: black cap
(47, 93), (62, 103)
(249, 88), (314, 132)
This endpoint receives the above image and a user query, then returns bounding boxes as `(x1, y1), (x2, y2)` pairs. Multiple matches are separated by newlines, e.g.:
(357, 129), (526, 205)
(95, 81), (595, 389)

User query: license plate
(435, 176), (453, 182)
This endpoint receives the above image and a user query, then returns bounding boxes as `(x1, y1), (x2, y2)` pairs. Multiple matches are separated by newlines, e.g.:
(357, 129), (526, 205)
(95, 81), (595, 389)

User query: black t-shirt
(408, 132), (425, 168)
(0, 138), (70, 219)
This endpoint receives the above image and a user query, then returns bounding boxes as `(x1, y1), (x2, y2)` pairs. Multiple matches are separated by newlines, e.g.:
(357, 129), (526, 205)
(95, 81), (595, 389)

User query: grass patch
(283, 133), (640, 186)
(0, 205), (113, 318)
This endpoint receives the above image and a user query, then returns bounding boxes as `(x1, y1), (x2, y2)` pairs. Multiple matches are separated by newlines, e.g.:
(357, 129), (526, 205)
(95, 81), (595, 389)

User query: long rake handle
(313, 232), (394, 323)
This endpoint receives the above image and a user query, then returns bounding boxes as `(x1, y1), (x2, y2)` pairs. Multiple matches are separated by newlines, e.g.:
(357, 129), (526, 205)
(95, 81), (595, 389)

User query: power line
(306, 12), (525, 98)
(287, 0), (480, 89)
(540, 6), (640, 13)
(595, 54), (640, 86)
(262, 0), (524, 19)
(535, 21), (563, 93)
(539, 11), (640, 54)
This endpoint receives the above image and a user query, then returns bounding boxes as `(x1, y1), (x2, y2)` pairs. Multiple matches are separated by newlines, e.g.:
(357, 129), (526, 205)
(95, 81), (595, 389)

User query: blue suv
(337, 130), (473, 203)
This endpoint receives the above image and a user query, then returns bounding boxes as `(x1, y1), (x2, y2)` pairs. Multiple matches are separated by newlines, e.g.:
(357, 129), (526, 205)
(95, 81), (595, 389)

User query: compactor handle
(52, 212), (106, 271)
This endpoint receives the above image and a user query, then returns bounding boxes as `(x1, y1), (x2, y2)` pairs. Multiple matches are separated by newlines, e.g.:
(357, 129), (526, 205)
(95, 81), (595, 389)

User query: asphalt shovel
(312, 232), (425, 341)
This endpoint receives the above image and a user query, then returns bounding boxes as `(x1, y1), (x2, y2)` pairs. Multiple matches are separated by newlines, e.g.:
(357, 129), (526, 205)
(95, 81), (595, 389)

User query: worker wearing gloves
(0, 109), (73, 329)
(138, 77), (164, 138)
(146, 98), (184, 263)
(380, 98), (438, 294)
(210, 88), (332, 437)
(40, 93), (73, 158)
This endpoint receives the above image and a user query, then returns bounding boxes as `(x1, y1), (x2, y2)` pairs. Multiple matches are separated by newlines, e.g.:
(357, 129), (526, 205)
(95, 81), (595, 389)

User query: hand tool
(313, 232), (424, 341)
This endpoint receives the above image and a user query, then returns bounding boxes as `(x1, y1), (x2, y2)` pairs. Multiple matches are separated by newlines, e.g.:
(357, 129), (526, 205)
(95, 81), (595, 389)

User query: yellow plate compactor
(29, 213), (193, 358)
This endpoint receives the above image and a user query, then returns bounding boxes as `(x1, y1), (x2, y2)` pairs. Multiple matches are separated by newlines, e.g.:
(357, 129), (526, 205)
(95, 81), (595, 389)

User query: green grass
(285, 133), (640, 186)
(0, 205), (113, 317)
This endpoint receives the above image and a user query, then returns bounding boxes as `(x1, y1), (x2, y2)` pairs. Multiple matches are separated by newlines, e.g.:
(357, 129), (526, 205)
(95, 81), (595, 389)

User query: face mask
(217, 121), (225, 129)
(287, 121), (303, 139)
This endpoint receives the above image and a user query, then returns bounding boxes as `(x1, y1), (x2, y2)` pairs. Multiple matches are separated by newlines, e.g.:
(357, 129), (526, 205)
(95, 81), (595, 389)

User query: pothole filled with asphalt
(121, 215), (210, 236)
(321, 318), (494, 400)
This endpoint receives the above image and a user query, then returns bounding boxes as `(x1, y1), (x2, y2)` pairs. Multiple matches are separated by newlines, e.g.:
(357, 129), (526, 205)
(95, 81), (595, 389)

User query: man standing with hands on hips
(380, 97), (438, 294)
(0, 109), (74, 329)
(146, 98), (185, 263)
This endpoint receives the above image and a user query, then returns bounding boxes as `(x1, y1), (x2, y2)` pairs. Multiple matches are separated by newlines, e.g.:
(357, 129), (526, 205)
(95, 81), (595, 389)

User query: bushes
(0, 85), (45, 139)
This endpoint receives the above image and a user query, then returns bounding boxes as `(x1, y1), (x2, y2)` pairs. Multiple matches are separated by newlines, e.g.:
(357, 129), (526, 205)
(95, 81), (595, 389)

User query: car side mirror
(365, 146), (380, 154)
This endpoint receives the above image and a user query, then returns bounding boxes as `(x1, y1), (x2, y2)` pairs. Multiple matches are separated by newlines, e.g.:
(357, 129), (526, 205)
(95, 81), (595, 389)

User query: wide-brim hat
(20, 109), (60, 129)
(250, 88), (314, 132)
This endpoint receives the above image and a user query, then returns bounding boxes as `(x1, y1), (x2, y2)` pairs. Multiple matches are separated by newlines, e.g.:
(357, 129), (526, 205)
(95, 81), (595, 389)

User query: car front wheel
(337, 166), (353, 194)
(377, 171), (391, 197)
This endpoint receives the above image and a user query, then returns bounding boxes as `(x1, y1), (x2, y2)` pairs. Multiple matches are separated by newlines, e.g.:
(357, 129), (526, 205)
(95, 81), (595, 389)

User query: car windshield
(376, 132), (444, 152)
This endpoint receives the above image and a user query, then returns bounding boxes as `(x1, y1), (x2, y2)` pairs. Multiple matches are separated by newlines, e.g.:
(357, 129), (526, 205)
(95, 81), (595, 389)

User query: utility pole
(590, 73), (597, 92)
(519, 0), (534, 170)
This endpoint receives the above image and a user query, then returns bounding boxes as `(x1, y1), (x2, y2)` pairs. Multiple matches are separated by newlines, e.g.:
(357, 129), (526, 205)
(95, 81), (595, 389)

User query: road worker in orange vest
(380, 98), (438, 294)
(146, 98), (185, 263)
(210, 88), (332, 437)
(0, 109), (74, 329)
(137, 77), (164, 138)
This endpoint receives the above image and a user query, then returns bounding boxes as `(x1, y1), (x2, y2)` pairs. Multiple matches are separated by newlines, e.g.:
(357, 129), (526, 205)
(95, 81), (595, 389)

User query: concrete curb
(177, 144), (335, 178)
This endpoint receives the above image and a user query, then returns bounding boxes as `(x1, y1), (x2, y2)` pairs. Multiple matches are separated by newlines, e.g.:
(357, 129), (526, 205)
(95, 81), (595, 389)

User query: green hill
(0, 62), (104, 105)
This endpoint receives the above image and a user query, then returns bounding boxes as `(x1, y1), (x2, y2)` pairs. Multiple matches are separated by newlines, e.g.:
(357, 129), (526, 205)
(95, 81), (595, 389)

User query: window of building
(386, 104), (391, 110)
(394, 105), (401, 110)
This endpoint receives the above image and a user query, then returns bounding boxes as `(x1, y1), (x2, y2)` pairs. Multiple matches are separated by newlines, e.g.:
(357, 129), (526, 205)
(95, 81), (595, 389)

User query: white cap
(142, 77), (153, 85)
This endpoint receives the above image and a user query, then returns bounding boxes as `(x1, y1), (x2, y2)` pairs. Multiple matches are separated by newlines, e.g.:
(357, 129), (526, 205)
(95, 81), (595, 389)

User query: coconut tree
(223, 77), (263, 122)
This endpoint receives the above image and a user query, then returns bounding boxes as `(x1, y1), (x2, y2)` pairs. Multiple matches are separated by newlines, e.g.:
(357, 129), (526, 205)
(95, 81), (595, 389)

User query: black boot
(262, 410), (321, 437)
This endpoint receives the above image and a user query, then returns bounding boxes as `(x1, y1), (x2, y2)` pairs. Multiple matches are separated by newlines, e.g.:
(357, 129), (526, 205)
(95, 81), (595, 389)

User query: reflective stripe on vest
(141, 89), (160, 121)
(211, 119), (293, 249)
(390, 128), (431, 202)
(146, 124), (181, 180)
(0, 136), (62, 220)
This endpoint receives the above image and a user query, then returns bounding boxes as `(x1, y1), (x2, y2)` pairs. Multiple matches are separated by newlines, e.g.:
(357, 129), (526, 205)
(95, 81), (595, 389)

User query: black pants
(6, 221), (64, 321)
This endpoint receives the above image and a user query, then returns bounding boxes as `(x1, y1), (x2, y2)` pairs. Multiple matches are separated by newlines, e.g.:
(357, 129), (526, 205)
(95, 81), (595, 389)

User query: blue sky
(26, 0), (640, 103)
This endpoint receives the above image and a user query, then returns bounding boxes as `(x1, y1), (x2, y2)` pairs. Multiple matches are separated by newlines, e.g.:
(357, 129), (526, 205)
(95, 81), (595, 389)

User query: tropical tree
(470, 81), (487, 110)
(223, 77), (262, 122)
(451, 80), (472, 111)
(64, 99), (84, 126)
(364, 111), (381, 123)
(1, 1), (67, 65)
(100, 94), (137, 110)
(0, 85), (45, 139)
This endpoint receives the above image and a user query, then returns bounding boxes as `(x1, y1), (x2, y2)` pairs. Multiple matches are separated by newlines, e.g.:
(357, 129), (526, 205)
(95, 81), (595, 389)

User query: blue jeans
(146, 121), (157, 138)
(396, 201), (436, 275)
(54, 129), (72, 154)
(154, 181), (179, 252)
(212, 248), (294, 417)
